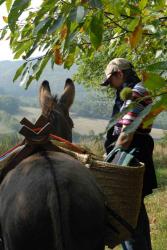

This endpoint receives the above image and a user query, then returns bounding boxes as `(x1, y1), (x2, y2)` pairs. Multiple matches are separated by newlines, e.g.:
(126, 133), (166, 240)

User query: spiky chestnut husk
(120, 87), (133, 101)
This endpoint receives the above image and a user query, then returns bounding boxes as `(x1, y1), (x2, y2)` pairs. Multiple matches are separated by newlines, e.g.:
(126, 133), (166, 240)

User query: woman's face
(109, 71), (124, 89)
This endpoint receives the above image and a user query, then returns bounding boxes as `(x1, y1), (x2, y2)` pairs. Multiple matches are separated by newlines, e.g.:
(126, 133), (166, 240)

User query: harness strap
(0, 143), (23, 161)
(106, 205), (135, 235)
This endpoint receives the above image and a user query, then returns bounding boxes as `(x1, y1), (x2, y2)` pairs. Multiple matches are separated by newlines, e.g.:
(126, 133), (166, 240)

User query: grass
(0, 134), (21, 154)
(146, 188), (167, 250)
(111, 187), (167, 250)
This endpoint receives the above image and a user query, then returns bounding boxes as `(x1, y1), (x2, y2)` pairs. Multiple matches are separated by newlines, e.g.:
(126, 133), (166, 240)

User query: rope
(33, 127), (84, 152)
(0, 143), (23, 161)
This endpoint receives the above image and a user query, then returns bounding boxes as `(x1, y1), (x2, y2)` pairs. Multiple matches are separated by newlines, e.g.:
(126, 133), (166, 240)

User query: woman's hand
(115, 131), (134, 149)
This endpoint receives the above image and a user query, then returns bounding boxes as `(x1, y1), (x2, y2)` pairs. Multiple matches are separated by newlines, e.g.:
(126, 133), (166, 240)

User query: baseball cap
(101, 58), (133, 86)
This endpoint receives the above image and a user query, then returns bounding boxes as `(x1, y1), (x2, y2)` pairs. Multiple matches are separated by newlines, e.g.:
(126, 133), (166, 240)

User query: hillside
(0, 60), (167, 130)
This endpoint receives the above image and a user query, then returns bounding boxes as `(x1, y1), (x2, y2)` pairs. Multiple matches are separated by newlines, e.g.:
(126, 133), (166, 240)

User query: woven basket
(0, 141), (144, 248)
(89, 161), (145, 249)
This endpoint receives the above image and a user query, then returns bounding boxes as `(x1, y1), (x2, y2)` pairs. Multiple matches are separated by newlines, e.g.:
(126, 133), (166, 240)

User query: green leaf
(89, 0), (103, 8)
(19, 68), (29, 87)
(160, 94), (167, 107)
(33, 17), (50, 35)
(64, 47), (76, 69)
(51, 56), (55, 69)
(25, 75), (34, 89)
(0, 26), (8, 39)
(70, 8), (77, 22)
(8, 0), (31, 31)
(25, 44), (38, 59)
(144, 72), (167, 90)
(13, 62), (27, 82)
(145, 61), (167, 73)
(13, 41), (32, 59)
(32, 59), (42, 74)
(155, 0), (166, 8)
(0, 0), (5, 5)
(125, 7), (131, 16)
(110, 0), (122, 17)
(143, 98), (166, 128)
(6, 0), (13, 12)
(76, 6), (85, 23)
(139, 0), (148, 10)
(128, 17), (140, 32)
(48, 16), (64, 34)
(20, 66), (29, 81)
(89, 11), (103, 49)
(35, 55), (50, 81)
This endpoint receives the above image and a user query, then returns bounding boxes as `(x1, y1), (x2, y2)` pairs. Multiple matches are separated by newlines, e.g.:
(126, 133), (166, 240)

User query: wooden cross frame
(0, 115), (61, 183)
(20, 115), (53, 145)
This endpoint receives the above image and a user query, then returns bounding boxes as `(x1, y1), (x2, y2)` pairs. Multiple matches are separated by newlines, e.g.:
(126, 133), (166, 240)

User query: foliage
(72, 91), (114, 119)
(0, 0), (167, 129)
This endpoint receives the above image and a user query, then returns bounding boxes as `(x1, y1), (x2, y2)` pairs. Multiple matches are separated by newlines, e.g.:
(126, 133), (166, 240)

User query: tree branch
(24, 55), (45, 62)
(104, 11), (135, 19)
(104, 13), (130, 33)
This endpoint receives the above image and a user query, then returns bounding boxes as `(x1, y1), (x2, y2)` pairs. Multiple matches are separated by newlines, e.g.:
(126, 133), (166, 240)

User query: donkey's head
(39, 78), (75, 142)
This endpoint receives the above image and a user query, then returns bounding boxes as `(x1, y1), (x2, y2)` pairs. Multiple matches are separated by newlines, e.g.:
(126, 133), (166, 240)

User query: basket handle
(105, 146), (123, 162)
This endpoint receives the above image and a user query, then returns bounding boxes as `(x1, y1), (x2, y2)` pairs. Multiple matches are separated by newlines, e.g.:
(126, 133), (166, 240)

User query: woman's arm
(115, 127), (134, 149)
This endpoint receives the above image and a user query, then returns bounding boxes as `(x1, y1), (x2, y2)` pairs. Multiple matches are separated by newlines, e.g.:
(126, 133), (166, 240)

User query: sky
(0, 1), (42, 61)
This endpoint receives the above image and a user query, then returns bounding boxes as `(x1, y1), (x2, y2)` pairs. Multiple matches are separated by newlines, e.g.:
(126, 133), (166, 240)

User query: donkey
(0, 79), (106, 250)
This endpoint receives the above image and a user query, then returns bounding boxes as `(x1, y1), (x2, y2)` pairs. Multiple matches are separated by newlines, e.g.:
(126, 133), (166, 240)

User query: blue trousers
(121, 202), (152, 250)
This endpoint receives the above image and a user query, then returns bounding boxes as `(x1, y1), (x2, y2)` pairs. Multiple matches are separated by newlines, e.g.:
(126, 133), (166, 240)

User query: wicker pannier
(40, 144), (145, 249)
(89, 161), (145, 249)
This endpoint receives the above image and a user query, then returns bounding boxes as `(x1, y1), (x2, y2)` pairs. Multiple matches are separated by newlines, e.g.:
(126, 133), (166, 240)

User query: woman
(101, 58), (157, 250)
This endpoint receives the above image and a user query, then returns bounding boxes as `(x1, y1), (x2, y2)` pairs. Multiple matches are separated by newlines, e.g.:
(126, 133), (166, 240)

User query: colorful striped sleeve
(120, 82), (152, 126)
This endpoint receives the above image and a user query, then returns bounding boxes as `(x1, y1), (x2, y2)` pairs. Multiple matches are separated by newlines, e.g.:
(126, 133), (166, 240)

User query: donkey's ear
(59, 78), (75, 110)
(39, 80), (53, 114)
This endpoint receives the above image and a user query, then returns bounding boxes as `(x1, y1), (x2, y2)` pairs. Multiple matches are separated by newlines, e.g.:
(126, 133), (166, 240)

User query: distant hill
(0, 60), (113, 120)
(0, 60), (167, 130)
(0, 60), (86, 99)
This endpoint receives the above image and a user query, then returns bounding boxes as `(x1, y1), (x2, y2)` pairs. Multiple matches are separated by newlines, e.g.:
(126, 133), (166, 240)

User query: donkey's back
(0, 151), (106, 250)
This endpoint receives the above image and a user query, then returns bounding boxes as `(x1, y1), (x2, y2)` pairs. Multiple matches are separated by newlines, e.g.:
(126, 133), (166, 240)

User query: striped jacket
(113, 82), (152, 136)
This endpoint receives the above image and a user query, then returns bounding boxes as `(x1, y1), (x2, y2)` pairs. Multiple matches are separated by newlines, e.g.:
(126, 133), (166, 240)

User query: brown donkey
(0, 79), (106, 250)
(39, 79), (75, 142)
